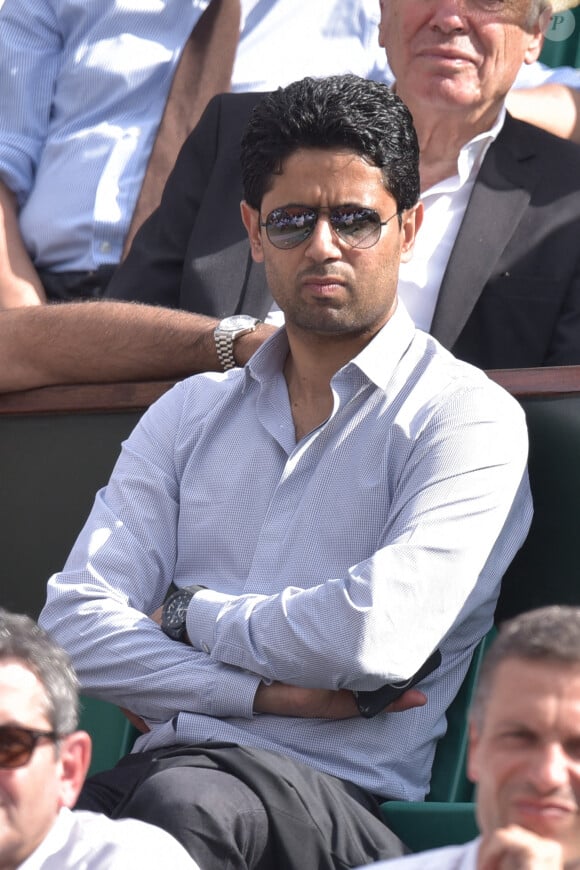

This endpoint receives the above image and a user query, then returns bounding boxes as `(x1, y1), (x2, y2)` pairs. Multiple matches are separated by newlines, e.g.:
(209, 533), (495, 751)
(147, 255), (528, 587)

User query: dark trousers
(76, 743), (406, 870)
(38, 266), (117, 302)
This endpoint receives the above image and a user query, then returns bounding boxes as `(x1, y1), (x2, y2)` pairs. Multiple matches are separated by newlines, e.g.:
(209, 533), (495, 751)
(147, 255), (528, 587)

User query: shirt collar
(390, 80), (506, 175)
(18, 808), (73, 869)
(422, 104), (506, 197)
(456, 104), (506, 185)
(247, 301), (417, 393)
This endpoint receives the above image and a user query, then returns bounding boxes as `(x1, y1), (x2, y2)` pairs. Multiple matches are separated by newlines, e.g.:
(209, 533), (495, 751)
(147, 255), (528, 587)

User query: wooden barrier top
(0, 367), (580, 416)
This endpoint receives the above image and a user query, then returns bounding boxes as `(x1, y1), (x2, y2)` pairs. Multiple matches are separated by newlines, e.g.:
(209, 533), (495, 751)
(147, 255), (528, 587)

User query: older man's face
(468, 658), (580, 865)
(379, 0), (546, 116)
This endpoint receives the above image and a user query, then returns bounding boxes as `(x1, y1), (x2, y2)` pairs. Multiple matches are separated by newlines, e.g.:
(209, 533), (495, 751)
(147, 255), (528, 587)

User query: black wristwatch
(161, 585), (207, 642)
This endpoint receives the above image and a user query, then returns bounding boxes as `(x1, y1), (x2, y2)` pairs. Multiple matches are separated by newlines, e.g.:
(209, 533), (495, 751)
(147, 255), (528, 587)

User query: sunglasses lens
(332, 208), (382, 248)
(0, 726), (35, 768)
(266, 207), (317, 249)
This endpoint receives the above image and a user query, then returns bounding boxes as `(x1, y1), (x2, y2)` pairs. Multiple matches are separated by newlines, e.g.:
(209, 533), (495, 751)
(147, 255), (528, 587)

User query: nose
(428, 0), (469, 34)
(529, 743), (571, 792)
(304, 214), (342, 261)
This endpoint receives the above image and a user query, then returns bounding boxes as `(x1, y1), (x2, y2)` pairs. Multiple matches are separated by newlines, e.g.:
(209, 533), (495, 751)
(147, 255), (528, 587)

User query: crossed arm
(39, 371), (531, 732)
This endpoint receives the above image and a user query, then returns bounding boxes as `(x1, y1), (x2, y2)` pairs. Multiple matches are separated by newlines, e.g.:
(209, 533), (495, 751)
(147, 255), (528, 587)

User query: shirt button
(202, 642), (210, 653)
(100, 241), (111, 254)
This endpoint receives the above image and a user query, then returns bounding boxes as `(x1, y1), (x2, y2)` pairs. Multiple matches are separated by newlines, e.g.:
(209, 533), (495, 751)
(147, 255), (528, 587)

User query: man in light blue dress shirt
(40, 75), (532, 869)
(0, 0), (221, 307)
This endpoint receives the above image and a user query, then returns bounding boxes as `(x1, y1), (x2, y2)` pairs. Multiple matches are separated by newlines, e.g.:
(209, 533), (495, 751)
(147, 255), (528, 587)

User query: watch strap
(215, 331), (238, 372)
(214, 317), (261, 372)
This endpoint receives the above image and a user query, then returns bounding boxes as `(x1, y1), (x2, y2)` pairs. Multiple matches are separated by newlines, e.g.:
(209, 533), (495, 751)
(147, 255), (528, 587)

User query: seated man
(0, 608), (198, 869)
(365, 605), (580, 869)
(40, 75), (532, 870)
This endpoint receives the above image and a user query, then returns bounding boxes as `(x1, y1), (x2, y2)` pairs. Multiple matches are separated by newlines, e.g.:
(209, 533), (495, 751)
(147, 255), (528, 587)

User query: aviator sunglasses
(0, 724), (59, 768)
(260, 204), (400, 250)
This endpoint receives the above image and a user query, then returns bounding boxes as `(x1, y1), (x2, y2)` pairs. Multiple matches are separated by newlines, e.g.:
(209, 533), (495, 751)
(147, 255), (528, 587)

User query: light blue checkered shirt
(41, 304), (532, 800)
(0, 0), (209, 270)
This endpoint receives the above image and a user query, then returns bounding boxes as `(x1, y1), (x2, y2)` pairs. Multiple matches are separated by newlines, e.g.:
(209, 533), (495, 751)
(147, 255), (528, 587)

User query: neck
(398, 88), (502, 191)
(283, 326), (376, 441)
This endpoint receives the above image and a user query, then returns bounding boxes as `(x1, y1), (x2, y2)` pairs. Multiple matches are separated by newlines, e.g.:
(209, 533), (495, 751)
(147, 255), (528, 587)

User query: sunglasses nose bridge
(305, 210), (343, 254)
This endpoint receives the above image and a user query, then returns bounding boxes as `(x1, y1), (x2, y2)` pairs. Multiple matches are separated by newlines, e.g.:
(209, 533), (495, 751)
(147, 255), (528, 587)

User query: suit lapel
(430, 114), (539, 350)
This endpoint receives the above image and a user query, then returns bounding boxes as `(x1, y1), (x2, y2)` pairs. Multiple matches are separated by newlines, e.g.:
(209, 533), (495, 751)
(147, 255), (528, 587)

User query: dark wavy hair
(240, 74), (420, 214)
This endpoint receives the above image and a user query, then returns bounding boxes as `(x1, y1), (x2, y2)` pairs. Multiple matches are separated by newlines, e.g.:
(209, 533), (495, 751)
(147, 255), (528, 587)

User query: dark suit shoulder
(210, 91), (270, 137)
(497, 113), (580, 175)
(502, 112), (580, 158)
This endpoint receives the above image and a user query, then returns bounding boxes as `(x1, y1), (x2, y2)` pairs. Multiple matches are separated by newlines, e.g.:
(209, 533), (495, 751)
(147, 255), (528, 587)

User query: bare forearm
(506, 84), (580, 143)
(253, 682), (427, 719)
(0, 300), (276, 392)
(0, 180), (46, 308)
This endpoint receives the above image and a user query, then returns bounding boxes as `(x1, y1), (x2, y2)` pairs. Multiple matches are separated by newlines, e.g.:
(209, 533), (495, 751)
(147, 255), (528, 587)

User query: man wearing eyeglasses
(0, 608), (198, 869)
(40, 75), (532, 870)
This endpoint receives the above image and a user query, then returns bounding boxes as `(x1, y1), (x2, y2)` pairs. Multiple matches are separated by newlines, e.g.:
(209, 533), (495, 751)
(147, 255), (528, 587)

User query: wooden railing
(1, 366), (580, 417)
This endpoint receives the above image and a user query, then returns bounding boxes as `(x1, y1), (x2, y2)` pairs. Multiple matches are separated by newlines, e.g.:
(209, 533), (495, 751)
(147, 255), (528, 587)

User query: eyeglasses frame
(259, 204), (401, 251)
(0, 724), (59, 769)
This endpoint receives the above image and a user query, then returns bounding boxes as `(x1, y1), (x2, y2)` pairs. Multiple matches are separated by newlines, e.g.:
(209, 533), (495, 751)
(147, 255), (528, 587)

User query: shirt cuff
(186, 587), (238, 654)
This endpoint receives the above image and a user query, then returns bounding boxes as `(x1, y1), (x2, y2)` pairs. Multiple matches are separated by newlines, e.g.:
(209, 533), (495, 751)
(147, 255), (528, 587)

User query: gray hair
(0, 609), (79, 735)
(471, 606), (580, 727)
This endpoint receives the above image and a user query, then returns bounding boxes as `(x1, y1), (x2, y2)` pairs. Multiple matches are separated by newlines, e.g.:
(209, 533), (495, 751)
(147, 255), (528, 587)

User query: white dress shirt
(0, 0), (210, 271)
(18, 808), (198, 869)
(232, 0), (391, 92)
(398, 108), (506, 333)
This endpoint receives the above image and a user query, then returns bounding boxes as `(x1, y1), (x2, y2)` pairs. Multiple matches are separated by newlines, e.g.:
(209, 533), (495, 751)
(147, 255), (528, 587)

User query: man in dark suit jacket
(104, 87), (580, 370)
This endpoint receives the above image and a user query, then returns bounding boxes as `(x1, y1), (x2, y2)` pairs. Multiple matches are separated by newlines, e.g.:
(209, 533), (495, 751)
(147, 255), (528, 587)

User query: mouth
(300, 276), (347, 297)
(512, 799), (577, 828)
(417, 46), (478, 65)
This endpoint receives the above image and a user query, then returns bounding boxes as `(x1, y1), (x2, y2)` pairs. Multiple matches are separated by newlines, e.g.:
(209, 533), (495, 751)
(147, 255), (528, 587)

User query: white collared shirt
(398, 108), (506, 333)
(18, 807), (198, 869)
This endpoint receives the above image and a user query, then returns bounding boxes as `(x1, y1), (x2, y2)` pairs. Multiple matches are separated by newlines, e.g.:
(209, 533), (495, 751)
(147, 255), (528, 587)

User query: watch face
(162, 589), (193, 639)
(221, 315), (257, 331)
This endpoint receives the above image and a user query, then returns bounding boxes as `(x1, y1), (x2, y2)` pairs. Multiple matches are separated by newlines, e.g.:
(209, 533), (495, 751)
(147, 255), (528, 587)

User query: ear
(56, 731), (92, 809)
(240, 200), (264, 263)
(399, 202), (424, 264)
(523, 8), (550, 64)
(466, 720), (481, 785)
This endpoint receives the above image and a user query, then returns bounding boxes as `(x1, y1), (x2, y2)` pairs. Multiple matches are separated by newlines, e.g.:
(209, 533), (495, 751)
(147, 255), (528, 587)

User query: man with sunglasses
(0, 608), (198, 869)
(41, 75), (532, 869)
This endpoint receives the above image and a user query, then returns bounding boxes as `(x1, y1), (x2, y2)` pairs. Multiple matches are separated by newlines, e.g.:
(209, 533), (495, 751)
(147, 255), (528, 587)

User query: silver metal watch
(214, 315), (261, 372)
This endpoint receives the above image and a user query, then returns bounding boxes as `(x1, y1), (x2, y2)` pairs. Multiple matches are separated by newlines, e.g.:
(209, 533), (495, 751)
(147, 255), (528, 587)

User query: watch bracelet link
(215, 332), (238, 372)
